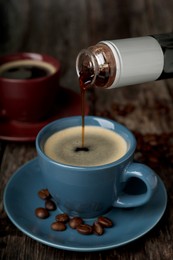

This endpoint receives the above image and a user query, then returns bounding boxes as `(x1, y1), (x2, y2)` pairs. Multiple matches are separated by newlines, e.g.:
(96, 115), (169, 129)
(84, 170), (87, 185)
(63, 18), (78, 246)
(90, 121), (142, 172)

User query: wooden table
(1, 0), (173, 259)
(1, 79), (173, 259)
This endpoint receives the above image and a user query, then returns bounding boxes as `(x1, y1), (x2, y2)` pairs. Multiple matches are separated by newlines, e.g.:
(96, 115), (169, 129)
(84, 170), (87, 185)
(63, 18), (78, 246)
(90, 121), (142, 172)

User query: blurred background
(1, 2), (173, 259)
(0, 0), (173, 93)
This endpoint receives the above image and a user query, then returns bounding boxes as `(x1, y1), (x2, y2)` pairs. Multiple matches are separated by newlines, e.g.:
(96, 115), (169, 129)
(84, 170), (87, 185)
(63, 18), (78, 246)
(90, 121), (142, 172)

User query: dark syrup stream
(78, 70), (94, 151)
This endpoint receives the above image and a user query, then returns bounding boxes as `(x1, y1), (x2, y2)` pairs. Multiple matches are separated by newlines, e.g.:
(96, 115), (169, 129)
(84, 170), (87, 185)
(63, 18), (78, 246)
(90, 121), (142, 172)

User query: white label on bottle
(101, 36), (164, 88)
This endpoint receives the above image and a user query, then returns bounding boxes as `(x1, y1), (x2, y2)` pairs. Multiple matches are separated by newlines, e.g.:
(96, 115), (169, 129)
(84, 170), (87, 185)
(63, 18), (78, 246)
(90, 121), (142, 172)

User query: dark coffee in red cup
(0, 53), (60, 122)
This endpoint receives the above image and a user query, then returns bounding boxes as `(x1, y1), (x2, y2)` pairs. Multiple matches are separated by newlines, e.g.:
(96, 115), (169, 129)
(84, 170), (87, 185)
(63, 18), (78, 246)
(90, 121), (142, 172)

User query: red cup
(0, 53), (61, 122)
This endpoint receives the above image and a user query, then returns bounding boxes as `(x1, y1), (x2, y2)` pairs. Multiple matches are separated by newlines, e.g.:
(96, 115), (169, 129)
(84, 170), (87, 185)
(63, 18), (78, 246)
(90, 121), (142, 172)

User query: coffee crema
(44, 126), (127, 167)
(0, 60), (56, 80)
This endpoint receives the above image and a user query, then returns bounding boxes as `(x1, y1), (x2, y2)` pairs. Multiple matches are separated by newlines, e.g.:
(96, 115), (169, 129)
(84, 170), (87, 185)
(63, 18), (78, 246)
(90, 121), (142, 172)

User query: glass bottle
(76, 33), (173, 89)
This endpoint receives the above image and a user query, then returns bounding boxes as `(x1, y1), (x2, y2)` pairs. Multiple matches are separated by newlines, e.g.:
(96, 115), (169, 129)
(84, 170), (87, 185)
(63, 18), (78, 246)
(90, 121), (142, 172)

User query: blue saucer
(3, 158), (167, 252)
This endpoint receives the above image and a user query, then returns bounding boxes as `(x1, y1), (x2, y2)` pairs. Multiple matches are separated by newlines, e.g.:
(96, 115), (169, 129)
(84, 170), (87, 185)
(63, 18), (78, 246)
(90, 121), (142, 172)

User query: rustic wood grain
(1, 0), (173, 259)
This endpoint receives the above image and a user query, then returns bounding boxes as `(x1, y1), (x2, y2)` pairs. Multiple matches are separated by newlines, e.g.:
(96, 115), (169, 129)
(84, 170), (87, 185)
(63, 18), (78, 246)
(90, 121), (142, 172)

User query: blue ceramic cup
(36, 116), (158, 218)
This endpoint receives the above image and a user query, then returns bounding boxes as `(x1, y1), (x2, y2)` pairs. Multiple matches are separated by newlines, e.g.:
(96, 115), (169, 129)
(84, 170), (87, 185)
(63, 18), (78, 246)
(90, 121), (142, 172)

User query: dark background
(0, 0), (173, 92)
(1, 1), (173, 259)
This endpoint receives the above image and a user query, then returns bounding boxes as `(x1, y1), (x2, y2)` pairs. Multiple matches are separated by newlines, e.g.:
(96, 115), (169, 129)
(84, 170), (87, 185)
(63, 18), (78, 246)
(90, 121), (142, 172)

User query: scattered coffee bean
(69, 217), (83, 229)
(38, 189), (51, 200)
(51, 222), (66, 231)
(56, 213), (69, 223)
(97, 216), (113, 227)
(35, 207), (49, 219)
(45, 199), (56, 211)
(36, 189), (114, 236)
(77, 224), (93, 235)
(93, 221), (104, 235)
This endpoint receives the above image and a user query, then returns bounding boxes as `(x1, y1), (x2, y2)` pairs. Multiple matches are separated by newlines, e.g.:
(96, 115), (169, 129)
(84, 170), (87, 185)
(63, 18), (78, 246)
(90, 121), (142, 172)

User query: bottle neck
(76, 43), (116, 89)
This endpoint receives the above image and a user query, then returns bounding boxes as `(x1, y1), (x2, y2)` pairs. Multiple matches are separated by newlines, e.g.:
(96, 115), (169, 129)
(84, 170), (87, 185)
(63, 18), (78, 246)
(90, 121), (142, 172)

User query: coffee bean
(93, 221), (104, 235)
(51, 222), (66, 231)
(38, 189), (51, 200)
(77, 224), (93, 235)
(97, 216), (113, 227)
(35, 207), (49, 219)
(56, 213), (69, 223)
(45, 199), (56, 211)
(69, 217), (83, 229)
(36, 189), (114, 237)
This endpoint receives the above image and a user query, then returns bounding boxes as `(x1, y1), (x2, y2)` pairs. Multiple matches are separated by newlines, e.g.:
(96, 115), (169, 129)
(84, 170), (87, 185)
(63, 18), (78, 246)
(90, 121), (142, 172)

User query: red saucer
(0, 87), (89, 142)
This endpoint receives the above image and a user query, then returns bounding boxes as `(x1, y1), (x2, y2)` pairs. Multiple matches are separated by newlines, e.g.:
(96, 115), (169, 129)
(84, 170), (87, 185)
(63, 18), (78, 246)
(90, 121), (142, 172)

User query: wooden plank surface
(1, 0), (173, 259)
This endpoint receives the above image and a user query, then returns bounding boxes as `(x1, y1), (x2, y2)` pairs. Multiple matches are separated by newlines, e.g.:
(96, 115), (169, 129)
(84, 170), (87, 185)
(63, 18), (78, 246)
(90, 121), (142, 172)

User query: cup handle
(113, 162), (158, 208)
(0, 106), (7, 119)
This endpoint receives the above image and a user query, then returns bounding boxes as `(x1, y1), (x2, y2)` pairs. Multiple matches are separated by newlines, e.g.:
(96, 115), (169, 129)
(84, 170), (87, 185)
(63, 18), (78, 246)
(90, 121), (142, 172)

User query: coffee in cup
(0, 59), (56, 80)
(44, 125), (127, 166)
(0, 53), (60, 122)
(36, 116), (158, 218)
